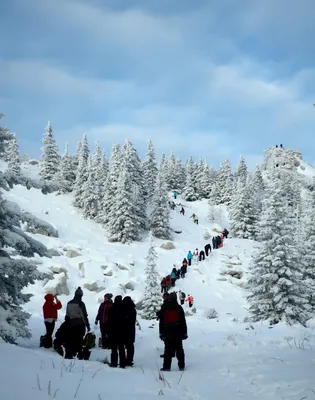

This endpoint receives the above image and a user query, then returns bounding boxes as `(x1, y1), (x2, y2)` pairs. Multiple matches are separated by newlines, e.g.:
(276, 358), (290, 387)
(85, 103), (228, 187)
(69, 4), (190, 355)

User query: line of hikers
(41, 288), (137, 368)
(41, 286), (189, 371)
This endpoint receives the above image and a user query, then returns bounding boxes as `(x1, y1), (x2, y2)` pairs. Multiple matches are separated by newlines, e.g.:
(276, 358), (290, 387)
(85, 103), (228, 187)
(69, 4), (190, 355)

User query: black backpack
(40, 335), (53, 349)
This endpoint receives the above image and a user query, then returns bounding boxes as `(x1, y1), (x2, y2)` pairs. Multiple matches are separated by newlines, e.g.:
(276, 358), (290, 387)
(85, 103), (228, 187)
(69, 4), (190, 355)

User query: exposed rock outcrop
(160, 241), (176, 250)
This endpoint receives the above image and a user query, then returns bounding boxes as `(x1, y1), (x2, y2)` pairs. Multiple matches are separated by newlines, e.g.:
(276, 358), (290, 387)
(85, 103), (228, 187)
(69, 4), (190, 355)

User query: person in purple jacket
(95, 293), (113, 349)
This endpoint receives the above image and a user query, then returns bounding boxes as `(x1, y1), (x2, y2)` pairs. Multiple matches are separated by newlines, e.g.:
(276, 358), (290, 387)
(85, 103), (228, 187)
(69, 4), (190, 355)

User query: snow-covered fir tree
(183, 157), (198, 201)
(142, 232), (162, 320)
(248, 173), (311, 326)
(91, 142), (105, 204)
(150, 169), (171, 239)
(73, 134), (89, 208)
(82, 156), (99, 219)
(98, 143), (122, 226)
(6, 134), (21, 177)
(0, 114), (13, 158)
(173, 158), (186, 191)
(142, 139), (157, 202)
(72, 140), (82, 174)
(40, 121), (59, 181)
(165, 152), (177, 191)
(56, 142), (75, 193)
(235, 155), (248, 185)
(301, 180), (315, 309)
(107, 166), (140, 243)
(217, 158), (233, 205)
(229, 181), (257, 239)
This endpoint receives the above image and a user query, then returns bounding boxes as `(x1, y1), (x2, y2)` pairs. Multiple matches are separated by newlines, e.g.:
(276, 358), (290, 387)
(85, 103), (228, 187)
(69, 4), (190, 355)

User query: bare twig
(73, 376), (83, 398)
(36, 374), (42, 391)
(92, 368), (102, 379)
(177, 371), (185, 385)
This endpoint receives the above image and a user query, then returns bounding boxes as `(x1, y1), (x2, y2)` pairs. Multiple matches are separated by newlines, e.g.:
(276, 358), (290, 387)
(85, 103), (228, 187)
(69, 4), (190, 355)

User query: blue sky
(1, 0), (315, 168)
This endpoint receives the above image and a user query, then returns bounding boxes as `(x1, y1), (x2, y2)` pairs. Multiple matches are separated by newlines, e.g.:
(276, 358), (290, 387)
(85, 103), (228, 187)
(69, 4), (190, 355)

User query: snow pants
(125, 342), (135, 365)
(163, 339), (185, 370)
(110, 341), (126, 368)
(188, 258), (192, 266)
(45, 320), (55, 337)
(100, 323), (111, 349)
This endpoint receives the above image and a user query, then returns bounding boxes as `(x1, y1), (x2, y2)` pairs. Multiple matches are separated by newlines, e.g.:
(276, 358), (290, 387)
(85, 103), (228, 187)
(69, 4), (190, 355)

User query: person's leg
(118, 343), (126, 368)
(126, 342), (135, 365)
(110, 343), (118, 367)
(175, 340), (185, 369)
(163, 340), (174, 370)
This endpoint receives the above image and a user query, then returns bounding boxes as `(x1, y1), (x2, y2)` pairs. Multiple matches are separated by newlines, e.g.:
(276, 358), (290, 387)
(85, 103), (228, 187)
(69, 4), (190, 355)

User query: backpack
(164, 308), (180, 326)
(40, 335), (53, 349)
(84, 332), (96, 349)
(181, 292), (186, 299)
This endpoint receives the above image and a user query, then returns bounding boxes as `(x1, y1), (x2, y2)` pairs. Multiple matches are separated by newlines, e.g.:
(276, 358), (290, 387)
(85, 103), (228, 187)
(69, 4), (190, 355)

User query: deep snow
(1, 161), (315, 400)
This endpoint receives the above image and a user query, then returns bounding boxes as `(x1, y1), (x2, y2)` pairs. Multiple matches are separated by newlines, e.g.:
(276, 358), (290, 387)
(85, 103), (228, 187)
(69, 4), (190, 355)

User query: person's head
(123, 296), (135, 308)
(44, 293), (54, 302)
(114, 295), (123, 304)
(168, 292), (178, 303)
(104, 293), (113, 302)
(74, 287), (83, 299)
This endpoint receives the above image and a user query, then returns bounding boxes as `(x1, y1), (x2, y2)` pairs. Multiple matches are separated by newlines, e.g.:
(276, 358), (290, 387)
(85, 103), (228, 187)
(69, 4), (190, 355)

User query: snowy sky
(1, 0), (315, 167)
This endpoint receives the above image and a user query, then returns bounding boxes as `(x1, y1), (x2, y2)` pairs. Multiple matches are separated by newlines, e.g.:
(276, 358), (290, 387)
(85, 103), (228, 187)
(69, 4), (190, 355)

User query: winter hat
(75, 287), (83, 298)
(44, 293), (54, 301)
(104, 293), (113, 300)
(168, 292), (177, 302)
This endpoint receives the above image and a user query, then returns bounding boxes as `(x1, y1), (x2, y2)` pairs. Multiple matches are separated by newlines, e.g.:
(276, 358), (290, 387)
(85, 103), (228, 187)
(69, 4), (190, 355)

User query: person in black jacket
(205, 243), (211, 256)
(159, 292), (187, 371)
(53, 316), (71, 358)
(66, 287), (90, 358)
(108, 295), (127, 368)
(123, 296), (137, 366)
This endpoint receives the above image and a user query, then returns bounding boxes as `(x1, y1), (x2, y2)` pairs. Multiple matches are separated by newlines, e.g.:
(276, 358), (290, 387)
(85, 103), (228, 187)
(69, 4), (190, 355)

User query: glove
(182, 334), (188, 340)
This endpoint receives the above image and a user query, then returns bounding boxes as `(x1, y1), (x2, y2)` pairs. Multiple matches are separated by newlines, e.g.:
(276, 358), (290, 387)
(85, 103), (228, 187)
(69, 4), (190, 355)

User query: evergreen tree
(235, 155), (248, 185)
(73, 134), (89, 208)
(108, 166), (140, 243)
(142, 232), (162, 320)
(183, 157), (198, 201)
(0, 114), (13, 158)
(56, 142), (75, 193)
(40, 121), (59, 181)
(229, 182), (256, 239)
(72, 140), (82, 174)
(6, 135), (21, 177)
(248, 175), (311, 326)
(82, 156), (99, 219)
(142, 140), (157, 202)
(166, 152), (177, 191)
(150, 170), (171, 239)
(98, 144), (122, 226)
(217, 158), (233, 204)
(173, 158), (186, 191)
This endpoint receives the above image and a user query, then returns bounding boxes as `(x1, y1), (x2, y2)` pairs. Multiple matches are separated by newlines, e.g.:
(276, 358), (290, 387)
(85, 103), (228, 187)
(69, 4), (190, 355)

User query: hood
(114, 295), (123, 304)
(74, 287), (83, 299)
(45, 294), (54, 302)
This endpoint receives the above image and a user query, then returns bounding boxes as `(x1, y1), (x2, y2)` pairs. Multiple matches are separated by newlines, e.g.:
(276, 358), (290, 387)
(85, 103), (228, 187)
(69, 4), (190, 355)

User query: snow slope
(1, 162), (315, 400)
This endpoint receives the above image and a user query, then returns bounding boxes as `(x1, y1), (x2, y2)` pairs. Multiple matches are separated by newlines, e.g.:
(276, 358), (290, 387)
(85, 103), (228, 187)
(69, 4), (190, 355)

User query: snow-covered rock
(83, 281), (105, 293)
(66, 249), (81, 258)
(43, 272), (69, 295)
(160, 241), (176, 250)
(47, 248), (62, 257)
(262, 146), (303, 171)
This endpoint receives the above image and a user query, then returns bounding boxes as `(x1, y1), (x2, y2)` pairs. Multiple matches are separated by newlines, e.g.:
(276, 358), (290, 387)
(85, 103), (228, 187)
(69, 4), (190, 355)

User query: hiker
(181, 258), (188, 278)
(161, 277), (167, 293)
(193, 249), (198, 261)
(108, 295), (127, 368)
(280, 144), (283, 148)
(176, 268), (181, 280)
(222, 228), (229, 239)
(220, 234), (224, 247)
(159, 292), (187, 371)
(170, 268), (177, 287)
(187, 251), (193, 266)
(173, 191), (177, 199)
(165, 275), (172, 291)
(180, 206), (185, 215)
(95, 293), (113, 349)
(53, 316), (71, 358)
(186, 294), (194, 308)
(123, 296), (137, 367)
(205, 243), (211, 256)
(199, 250), (205, 261)
(42, 293), (62, 339)
(190, 213), (195, 221)
(212, 237), (216, 249)
(66, 287), (90, 358)
(276, 144), (278, 148)
(178, 290), (186, 306)
(215, 236), (221, 249)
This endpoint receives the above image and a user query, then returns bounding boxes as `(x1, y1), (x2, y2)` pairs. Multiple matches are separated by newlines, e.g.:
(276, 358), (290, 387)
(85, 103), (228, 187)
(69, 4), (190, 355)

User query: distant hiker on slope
(161, 277), (167, 293)
(159, 292), (187, 371)
(190, 213), (199, 224)
(170, 268), (177, 287)
(181, 258), (188, 278)
(178, 290), (186, 305)
(199, 249), (205, 261)
(186, 294), (194, 308)
(173, 191), (177, 199)
(205, 243), (212, 256)
(212, 237), (216, 249)
(43, 294), (62, 340)
(95, 293), (113, 349)
(180, 206), (185, 215)
(187, 251), (193, 266)
(222, 228), (229, 239)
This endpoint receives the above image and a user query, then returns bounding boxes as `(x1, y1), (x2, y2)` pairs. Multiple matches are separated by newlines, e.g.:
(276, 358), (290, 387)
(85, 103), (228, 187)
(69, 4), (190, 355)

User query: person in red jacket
(43, 294), (62, 338)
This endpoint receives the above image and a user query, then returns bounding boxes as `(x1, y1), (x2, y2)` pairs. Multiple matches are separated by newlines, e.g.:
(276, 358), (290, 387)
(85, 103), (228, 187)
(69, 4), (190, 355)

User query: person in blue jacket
(170, 268), (177, 287)
(173, 191), (177, 199)
(187, 251), (193, 266)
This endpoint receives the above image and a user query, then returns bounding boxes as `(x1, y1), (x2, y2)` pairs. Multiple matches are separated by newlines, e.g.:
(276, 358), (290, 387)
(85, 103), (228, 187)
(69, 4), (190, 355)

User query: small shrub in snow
(203, 230), (211, 240)
(205, 308), (218, 319)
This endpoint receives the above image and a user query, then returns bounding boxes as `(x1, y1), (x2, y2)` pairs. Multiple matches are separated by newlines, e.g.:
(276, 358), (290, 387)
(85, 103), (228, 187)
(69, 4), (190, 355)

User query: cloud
(1, 0), (315, 167)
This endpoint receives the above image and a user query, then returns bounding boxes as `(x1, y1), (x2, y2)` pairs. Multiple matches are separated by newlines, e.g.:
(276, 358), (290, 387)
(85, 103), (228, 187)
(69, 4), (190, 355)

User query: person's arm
(79, 302), (90, 331)
(179, 306), (187, 336)
(54, 297), (62, 310)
